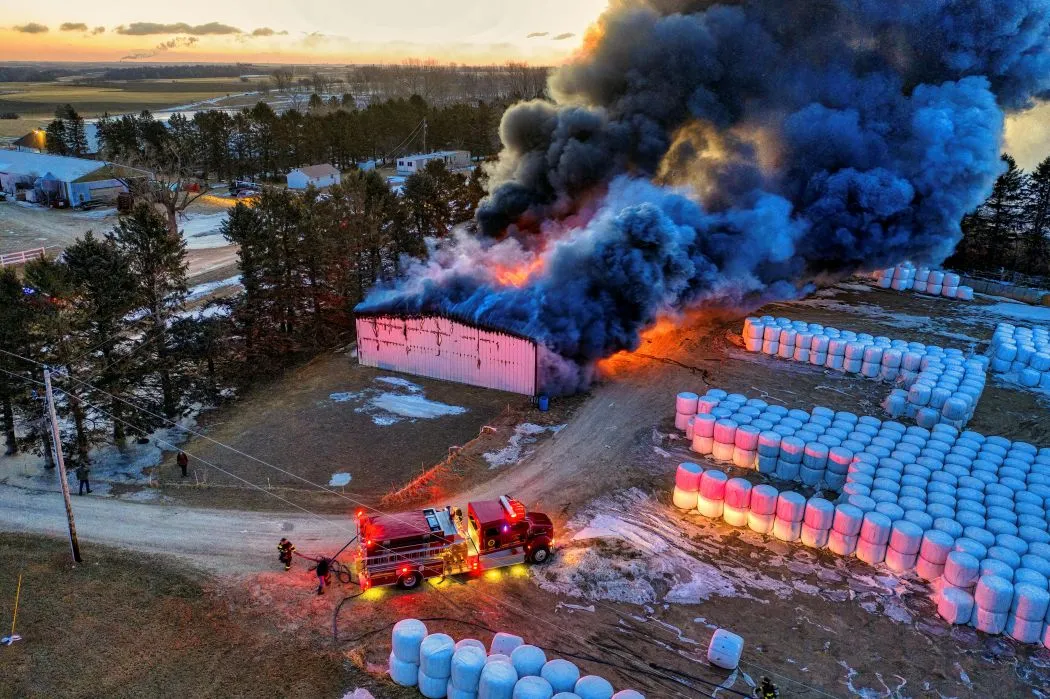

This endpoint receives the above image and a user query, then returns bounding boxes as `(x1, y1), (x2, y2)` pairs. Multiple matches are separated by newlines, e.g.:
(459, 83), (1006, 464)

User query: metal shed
(355, 313), (538, 396)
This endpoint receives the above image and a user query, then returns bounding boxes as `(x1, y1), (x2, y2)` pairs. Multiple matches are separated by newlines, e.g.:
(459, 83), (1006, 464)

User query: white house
(0, 151), (149, 206)
(395, 151), (471, 176)
(287, 164), (341, 190)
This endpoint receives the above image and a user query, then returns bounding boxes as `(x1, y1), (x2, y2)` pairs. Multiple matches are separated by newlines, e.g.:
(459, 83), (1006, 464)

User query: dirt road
(0, 484), (354, 573)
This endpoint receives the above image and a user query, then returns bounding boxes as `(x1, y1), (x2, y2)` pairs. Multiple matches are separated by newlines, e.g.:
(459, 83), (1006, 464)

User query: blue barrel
(538, 394), (549, 411)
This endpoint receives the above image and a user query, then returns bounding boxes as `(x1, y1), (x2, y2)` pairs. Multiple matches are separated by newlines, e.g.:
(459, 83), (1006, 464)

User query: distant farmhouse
(395, 150), (471, 176)
(287, 164), (341, 190)
(12, 124), (103, 158)
(0, 151), (150, 206)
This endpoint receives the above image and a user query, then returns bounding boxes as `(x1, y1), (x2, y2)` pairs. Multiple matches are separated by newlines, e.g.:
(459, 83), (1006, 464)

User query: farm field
(0, 78), (269, 138)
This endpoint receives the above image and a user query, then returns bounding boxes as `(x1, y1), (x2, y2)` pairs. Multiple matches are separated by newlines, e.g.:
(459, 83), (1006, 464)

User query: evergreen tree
(0, 269), (32, 455)
(62, 233), (138, 445)
(1025, 156), (1050, 275)
(60, 104), (88, 156)
(44, 118), (69, 156)
(108, 204), (188, 418)
(221, 203), (267, 365)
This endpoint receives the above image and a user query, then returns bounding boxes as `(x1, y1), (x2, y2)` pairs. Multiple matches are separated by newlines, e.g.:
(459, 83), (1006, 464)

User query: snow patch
(329, 472), (352, 487)
(484, 423), (564, 468)
(187, 275), (241, 302)
(180, 212), (232, 249)
(370, 393), (466, 419)
(976, 301), (1050, 323)
(374, 376), (422, 392)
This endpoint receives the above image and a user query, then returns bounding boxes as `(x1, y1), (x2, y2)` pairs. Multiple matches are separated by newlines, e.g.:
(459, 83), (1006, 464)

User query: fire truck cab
(355, 495), (554, 590)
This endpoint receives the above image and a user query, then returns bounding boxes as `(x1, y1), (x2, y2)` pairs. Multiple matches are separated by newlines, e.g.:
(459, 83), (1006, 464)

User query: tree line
(0, 161), (483, 464)
(949, 154), (1050, 278)
(90, 95), (503, 182)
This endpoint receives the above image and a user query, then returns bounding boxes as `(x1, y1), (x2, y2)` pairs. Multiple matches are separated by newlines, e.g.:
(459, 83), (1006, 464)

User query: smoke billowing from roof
(359, 0), (1050, 392)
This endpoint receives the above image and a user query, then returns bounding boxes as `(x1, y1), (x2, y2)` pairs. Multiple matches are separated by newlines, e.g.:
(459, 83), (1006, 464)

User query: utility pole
(423, 118), (428, 153)
(43, 368), (82, 563)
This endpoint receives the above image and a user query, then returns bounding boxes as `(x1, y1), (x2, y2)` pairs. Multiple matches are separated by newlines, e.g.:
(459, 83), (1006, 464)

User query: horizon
(0, 1), (606, 65)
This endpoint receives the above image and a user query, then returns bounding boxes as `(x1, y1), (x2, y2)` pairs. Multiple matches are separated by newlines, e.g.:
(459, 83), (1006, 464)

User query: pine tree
(108, 204), (188, 418)
(0, 269), (32, 455)
(60, 104), (88, 156)
(221, 202), (267, 366)
(967, 154), (1029, 272)
(63, 233), (138, 444)
(45, 118), (69, 156)
(1025, 156), (1050, 275)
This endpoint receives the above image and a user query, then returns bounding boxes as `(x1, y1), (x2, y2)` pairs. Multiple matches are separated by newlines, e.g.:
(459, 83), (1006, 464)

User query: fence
(0, 247), (46, 268)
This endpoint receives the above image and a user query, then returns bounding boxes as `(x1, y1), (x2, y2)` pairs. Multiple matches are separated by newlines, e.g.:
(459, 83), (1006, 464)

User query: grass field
(0, 78), (269, 138)
(0, 535), (399, 698)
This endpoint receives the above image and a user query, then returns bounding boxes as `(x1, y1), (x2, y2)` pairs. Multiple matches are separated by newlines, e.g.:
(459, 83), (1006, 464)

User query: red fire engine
(354, 495), (554, 589)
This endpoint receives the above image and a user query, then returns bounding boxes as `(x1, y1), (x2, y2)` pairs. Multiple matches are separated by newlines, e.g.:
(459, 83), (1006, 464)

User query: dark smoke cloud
(13, 23), (48, 34)
(251, 27), (288, 36)
(527, 32), (549, 38)
(359, 0), (1050, 392)
(60, 23), (88, 32)
(116, 22), (241, 36)
(552, 33), (576, 40)
(122, 36), (199, 60)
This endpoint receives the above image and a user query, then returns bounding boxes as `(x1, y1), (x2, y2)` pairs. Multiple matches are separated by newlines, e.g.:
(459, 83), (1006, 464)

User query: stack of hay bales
(670, 386), (1050, 648)
(391, 623), (645, 698)
(739, 316), (988, 428)
(873, 264), (974, 300)
(988, 322), (1050, 390)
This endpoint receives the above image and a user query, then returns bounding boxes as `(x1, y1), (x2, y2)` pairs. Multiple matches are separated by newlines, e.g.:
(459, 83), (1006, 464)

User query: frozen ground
(483, 423), (565, 468)
(186, 275), (241, 302)
(328, 375), (467, 425)
(180, 212), (231, 249)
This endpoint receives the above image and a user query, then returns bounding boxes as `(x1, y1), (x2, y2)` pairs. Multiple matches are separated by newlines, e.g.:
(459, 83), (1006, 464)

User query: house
(287, 164), (341, 190)
(12, 123), (103, 157)
(0, 151), (150, 206)
(395, 150), (471, 176)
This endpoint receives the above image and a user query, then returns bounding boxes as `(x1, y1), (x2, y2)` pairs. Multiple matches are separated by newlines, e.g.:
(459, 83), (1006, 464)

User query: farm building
(395, 150), (471, 176)
(355, 313), (539, 396)
(0, 151), (150, 206)
(287, 164), (341, 190)
(12, 124), (103, 157)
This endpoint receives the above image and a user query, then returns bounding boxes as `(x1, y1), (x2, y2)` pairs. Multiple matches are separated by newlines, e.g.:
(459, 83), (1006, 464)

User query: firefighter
(753, 676), (779, 698)
(277, 538), (295, 571)
(311, 556), (332, 595)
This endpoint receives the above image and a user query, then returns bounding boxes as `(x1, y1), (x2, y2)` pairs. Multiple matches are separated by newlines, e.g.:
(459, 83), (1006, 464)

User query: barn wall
(355, 315), (537, 396)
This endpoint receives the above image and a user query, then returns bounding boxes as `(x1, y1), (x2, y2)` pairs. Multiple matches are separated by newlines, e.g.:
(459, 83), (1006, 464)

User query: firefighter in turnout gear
(277, 538), (295, 571)
(754, 676), (779, 698)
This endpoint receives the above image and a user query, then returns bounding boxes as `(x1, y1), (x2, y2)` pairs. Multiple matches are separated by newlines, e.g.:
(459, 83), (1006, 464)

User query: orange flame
(493, 258), (545, 287)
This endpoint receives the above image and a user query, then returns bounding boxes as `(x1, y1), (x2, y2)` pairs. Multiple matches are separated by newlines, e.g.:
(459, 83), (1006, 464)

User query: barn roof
(354, 308), (540, 345)
(293, 163), (340, 178)
(0, 150), (149, 183)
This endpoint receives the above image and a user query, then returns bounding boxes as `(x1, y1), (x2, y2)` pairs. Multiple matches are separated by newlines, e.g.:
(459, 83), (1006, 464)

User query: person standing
(176, 451), (189, 478)
(277, 538), (296, 571)
(75, 463), (91, 495)
(312, 557), (331, 595)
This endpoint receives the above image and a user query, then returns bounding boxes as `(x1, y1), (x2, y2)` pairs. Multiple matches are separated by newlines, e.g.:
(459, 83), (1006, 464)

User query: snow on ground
(71, 207), (117, 220)
(484, 423), (565, 468)
(329, 472), (352, 487)
(187, 275), (241, 302)
(976, 301), (1050, 324)
(180, 212), (231, 249)
(327, 376), (467, 425)
(539, 488), (925, 624)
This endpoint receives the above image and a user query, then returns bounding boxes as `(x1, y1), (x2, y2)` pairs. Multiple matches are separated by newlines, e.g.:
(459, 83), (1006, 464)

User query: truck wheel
(528, 546), (551, 564)
(398, 571), (422, 589)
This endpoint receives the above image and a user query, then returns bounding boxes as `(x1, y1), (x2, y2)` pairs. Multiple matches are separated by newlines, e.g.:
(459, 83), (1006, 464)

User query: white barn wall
(356, 314), (537, 396)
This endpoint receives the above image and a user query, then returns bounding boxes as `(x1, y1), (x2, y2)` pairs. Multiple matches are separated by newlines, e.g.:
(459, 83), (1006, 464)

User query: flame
(493, 258), (545, 287)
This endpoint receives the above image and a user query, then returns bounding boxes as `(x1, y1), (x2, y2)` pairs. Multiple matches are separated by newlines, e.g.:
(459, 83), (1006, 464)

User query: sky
(0, 0), (609, 64)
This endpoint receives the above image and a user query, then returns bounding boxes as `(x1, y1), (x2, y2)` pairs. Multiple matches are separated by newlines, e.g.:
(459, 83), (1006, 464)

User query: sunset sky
(0, 1), (609, 64)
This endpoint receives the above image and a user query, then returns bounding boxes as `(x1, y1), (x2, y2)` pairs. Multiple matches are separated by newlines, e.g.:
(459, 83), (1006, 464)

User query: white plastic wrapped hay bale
(480, 660), (519, 699)
(698, 470), (728, 518)
(540, 660), (580, 694)
(574, 676), (615, 699)
(1006, 614), (1043, 643)
(513, 676), (555, 699)
(419, 667), (450, 698)
(451, 646), (488, 694)
(491, 633), (525, 656)
(510, 645), (547, 678)
(552, 695), (582, 699)
(421, 633), (457, 680)
(707, 628), (744, 670)
(457, 639), (488, 653)
(672, 463), (703, 510)
(390, 653), (420, 687)
(975, 575), (1014, 614)
(856, 537), (887, 564)
(970, 606), (1008, 635)
(675, 392), (699, 415)
(937, 586), (974, 624)
(449, 682), (477, 699)
(393, 618), (429, 664)
(1011, 583), (1050, 621)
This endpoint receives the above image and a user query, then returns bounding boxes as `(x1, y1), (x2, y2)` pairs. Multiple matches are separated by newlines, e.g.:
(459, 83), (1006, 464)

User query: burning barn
(355, 312), (540, 396)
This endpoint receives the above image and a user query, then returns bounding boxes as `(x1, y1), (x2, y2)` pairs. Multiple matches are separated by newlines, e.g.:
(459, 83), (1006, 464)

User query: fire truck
(354, 495), (554, 590)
